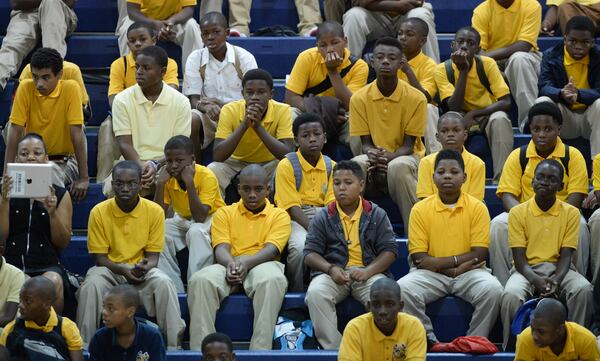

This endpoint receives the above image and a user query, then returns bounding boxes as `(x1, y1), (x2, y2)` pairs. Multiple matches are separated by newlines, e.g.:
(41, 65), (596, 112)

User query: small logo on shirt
(393, 343), (407, 360)
(136, 351), (150, 361)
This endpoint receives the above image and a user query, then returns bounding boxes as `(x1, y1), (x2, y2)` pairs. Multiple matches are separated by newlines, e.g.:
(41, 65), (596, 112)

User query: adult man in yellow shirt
(4, 48), (89, 202)
(542, 0), (600, 35)
(338, 278), (426, 361)
(76, 160), (186, 349)
(472, 0), (542, 131)
(187, 165), (290, 350)
(350, 37), (427, 233)
(501, 159), (592, 349)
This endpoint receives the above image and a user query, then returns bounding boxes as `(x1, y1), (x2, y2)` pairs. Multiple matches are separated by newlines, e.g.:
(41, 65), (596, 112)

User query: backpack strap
(303, 55), (359, 96)
(232, 46), (244, 81)
(123, 55), (128, 78)
(474, 55), (493, 95)
(520, 144), (570, 176)
(285, 152), (303, 191)
(444, 59), (455, 86)
(561, 144), (570, 177)
(324, 155), (332, 194)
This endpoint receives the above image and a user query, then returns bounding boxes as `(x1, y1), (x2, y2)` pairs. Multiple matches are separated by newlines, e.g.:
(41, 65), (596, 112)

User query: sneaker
(303, 26), (318, 37)
(229, 28), (248, 37)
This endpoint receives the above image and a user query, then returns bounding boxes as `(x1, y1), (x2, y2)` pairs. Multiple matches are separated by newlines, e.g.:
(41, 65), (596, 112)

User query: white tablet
(6, 163), (53, 198)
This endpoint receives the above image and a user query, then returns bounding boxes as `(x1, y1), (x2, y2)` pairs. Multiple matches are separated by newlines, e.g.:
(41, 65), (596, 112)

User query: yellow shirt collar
(564, 47), (590, 66)
(110, 197), (143, 218)
(297, 151), (326, 172)
(126, 52), (137, 68)
(529, 198), (562, 217)
(433, 192), (466, 212)
(24, 307), (58, 332)
(336, 197), (363, 222)
(408, 51), (426, 68)
(133, 82), (171, 105)
(237, 199), (273, 217)
(369, 80), (404, 102)
(36, 80), (63, 98)
(525, 137), (567, 159)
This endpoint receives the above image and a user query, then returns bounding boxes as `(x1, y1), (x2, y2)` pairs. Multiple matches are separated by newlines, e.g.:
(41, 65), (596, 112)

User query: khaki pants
(489, 212), (590, 286)
(397, 268), (502, 343)
(187, 261), (288, 350)
(287, 205), (320, 292)
(305, 272), (386, 349)
(343, 4), (440, 63)
(501, 263), (592, 348)
(208, 158), (279, 196)
(76, 266), (185, 349)
(191, 109), (218, 151)
(587, 208), (600, 283)
(157, 214), (214, 293)
(96, 115), (121, 182)
(503, 51), (542, 132)
(425, 104), (442, 154)
(536, 96), (600, 158)
(323, 0), (350, 23)
(353, 154), (419, 231)
(476, 111), (513, 181)
(557, 1), (600, 34)
(0, 0), (77, 89)
(117, 17), (202, 70)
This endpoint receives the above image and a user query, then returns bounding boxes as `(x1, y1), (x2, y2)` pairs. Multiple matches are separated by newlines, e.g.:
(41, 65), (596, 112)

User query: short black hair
(239, 164), (268, 183)
(528, 102), (562, 126)
(456, 26), (481, 44)
(164, 135), (194, 155)
(112, 160), (142, 180)
(138, 45), (168, 68)
(532, 298), (567, 326)
(292, 112), (326, 137)
(18, 132), (48, 154)
(201, 332), (233, 353)
(242, 68), (273, 89)
(316, 20), (344, 39)
(127, 21), (156, 37)
(434, 149), (465, 172)
(402, 17), (429, 37)
(106, 284), (140, 309)
(30, 48), (63, 76)
(565, 15), (596, 36)
(23, 276), (57, 303)
(437, 111), (466, 129)
(370, 277), (401, 299)
(0, 345), (9, 361)
(373, 36), (403, 53)
(333, 160), (364, 180)
(200, 11), (228, 28)
(535, 159), (565, 182)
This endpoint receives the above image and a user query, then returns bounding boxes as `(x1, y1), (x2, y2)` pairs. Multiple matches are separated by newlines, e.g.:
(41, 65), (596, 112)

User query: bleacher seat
(72, 182), (105, 230)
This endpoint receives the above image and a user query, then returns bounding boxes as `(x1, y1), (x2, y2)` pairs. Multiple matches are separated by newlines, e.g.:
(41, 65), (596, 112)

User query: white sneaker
(229, 28), (248, 37)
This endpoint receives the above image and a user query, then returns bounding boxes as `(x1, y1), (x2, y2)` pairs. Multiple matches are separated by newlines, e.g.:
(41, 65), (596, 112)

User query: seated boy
(0, 247), (25, 333)
(397, 149), (503, 346)
(0, 0), (77, 94)
(202, 332), (235, 361)
(514, 298), (600, 360)
(155, 135), (225, 292)
(491, 102), (589, 286)
(208, 69), (294, 195)
(434, 26), (513, 181)
(537, 16), (600, 158)
(4, 48), (88, 201)
(187, 165), (290, 350)
(304, 160), (397, 349)
(338, 278), (426, 361)
(285, 21), (368, 150)
(106, 45), (192, 198)
(472, 0), (542, 130)
(350, 37), (427, 233)
(274, 113), (336, 292)
(588, 153), (600, 283)
(184, 12), (257, 160)
(541, 0), (600, 36)
(77, 161), (185, 349)
(1, 276), (83, 361)
(397, 17), (442, 154)
(98, 21), (180, 181)
(118, 0), (202, 68)
(417, 112), (486, 201)
(501, 159), (593, 348)
(88, 284), (166, 361)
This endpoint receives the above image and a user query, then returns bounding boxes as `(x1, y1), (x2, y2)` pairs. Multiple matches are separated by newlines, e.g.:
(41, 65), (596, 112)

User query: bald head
(239, 164), (268, 183)
(23, 276), (57, 303)
(370, 278), (401, 299)
(200, 11), (228, 28)
(532, 298), (567, 326)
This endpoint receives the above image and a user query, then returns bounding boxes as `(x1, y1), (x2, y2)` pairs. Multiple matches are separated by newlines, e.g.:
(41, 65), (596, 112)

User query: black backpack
(253, 25), (297, 37)
(6, 316), (70, 361)
(518, 144), (570, 177)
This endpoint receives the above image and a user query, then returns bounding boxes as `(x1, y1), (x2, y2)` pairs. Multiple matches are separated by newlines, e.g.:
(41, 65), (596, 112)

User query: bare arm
(501, 192), (521, 212)
(253, 122), (293, 160)
(363, 251), (396, 277)
(3, 124), (24, 175)
(566, 192), (585, 209)
(289, 206), (311, 230)
(513, 247), (547, 287)
(237, 243), (280, 271)
(212, 123), (249, 162)
(328, 69), (353, 111)
(69, 125), (89, 201)
(0, 302), (17, 327)
(48, 191), (72, 251)
(127, 2), (159, 25)
(411, 247), (488, 273)
(482, 41), (533, 61)
(465, 95), (511, 118)
(166, 6), (193, 25)
(551, 247), (573, 285)
(541, 6), (558, 35)
(185, 184), (210, 223)
(116, 135), (142, 164)
(387, 135), (416, 160)
(401, 65), (432, 102)
(284, 90), (306, 112)
(446, 69), (469, 111)
(214, 243), (235, 267)
(304, 251), (333, 273)
(108, 95), (116, 109)
(68, 350), (84, 361)
(10, 0), (42, 11)
(357, 0), (421, 14)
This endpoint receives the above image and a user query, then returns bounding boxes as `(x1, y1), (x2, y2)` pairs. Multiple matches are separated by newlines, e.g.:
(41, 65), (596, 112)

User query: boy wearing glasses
(537, 15), (600, 159)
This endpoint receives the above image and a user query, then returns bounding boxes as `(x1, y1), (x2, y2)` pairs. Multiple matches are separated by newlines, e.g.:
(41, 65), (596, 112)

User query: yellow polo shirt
(87, 197), (165, 265)
(508, 198), (579, 265)
(215, 99), (293, 163)
(564, 49), (590, 110)
(547, 0), (600, 6)
(211, 200), (291, 257)
(0, 258), (24, 318)
(127, 0), (196, 20)
(416, 147), (486, 201)
(515, 322), (600, 361)
(9, 79), (83, 156)
(593, 154), (600, 191)
(274, 151), (335, 210)
(409, 193), (490, 257)
(338, 312), (427, 361)
(397, 51), (438, 100)
(337, 199), (364, 268)
(349, 80), (427, 157)
(0, 308), (82, 351)
(19, 61), (90, 106)
(435, 55), (510, 111)
(108, 53), (179, 96)
(286, 47), (368, 97)
(163, 164), (225, 219)
(472, 0), (541, 52)
(497, 138), (589, 202)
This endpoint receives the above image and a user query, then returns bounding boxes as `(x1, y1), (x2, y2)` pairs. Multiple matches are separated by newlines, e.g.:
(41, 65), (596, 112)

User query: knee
(305, 285), (332, 306)
(397, 280), (420, 303)
(191, 113), (202, 131)
(342, 7), (368, 27)
(388, 158), (415, 177)
(477, 279), (503, 300)
(40, 0), (62, 7)
(406, 6), (434, 22)
(535, 96), (554, 105)
(590, 99), (600, 110)
(501, 289), (522, 305)
(183, 18), (199, 31)
(507, 52), (529, 67)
